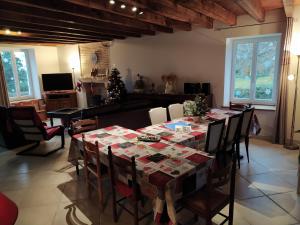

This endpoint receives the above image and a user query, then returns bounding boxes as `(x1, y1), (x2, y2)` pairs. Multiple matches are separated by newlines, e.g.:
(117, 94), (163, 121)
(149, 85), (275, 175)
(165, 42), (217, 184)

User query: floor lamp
(284, 54), (300, 150)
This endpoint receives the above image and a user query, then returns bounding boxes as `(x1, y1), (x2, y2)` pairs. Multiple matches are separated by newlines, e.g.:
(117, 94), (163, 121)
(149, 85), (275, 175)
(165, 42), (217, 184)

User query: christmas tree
(105, 67), (127, 104)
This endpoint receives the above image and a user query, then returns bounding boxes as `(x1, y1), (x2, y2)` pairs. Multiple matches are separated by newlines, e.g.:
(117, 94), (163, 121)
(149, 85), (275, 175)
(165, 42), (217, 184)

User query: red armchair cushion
(0, 193), (18, 225)
(44, 126), (63, 140)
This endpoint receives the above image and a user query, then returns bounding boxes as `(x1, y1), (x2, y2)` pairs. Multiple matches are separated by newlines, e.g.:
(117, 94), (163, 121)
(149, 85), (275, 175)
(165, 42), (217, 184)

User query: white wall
(56, 44), (86, 108)
(110, 9), (285, 138)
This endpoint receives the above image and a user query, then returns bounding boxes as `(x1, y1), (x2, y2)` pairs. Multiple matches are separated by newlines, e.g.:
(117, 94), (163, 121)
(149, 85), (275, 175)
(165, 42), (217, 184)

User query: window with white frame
(229, 34), (281, 105)
(0, 49), (34, 101)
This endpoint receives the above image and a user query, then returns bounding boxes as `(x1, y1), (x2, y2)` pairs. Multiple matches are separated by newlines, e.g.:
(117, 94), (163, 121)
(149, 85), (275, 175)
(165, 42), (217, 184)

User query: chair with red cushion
(0, 192), (18, 225)
(9, 106), (65, 156)
(108, 147), (152, 225)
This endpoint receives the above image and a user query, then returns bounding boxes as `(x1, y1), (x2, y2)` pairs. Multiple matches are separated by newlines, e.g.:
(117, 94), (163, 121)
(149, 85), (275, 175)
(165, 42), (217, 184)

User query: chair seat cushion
(44, 126), (62, 140)
(0, 193), (18, 225)
(183, 189), (229, 216)
(115, 181), (133, 197)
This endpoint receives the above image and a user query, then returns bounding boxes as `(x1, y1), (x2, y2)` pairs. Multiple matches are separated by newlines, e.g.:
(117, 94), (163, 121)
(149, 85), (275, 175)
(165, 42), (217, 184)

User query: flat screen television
(42, 73), (73, 91)
(184, 83), (201, 94)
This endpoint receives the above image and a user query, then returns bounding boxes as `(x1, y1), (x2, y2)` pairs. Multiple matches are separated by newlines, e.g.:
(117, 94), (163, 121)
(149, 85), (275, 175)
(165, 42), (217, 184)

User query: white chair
(168, 103), (184, 120)
(149, 107), (167, 125)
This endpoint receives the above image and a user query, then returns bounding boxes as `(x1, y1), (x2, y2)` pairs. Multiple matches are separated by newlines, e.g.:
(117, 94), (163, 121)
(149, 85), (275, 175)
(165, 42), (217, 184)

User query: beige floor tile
(235, 196), (298, 225)
(269, 191), (300, 221)
(235, 175), (265, 200)
(19, 185), (64, 208)
(16, 204), (58, 225)
(245, 172), (295, 195)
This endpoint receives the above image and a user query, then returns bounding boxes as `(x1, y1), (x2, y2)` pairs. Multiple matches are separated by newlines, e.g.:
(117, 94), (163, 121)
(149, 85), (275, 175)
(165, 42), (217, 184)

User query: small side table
(47, 108), (82, 127)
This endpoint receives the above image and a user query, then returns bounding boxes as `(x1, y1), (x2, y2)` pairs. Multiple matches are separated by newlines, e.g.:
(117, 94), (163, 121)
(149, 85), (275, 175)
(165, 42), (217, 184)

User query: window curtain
(0, 55), (9, 107)
(272, 17), (294, 144)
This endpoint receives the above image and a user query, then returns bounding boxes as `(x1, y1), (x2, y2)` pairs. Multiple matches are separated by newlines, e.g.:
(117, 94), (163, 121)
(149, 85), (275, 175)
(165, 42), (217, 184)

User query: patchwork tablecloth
(138, 109), (240, 148)
(68, 126), (213, 225)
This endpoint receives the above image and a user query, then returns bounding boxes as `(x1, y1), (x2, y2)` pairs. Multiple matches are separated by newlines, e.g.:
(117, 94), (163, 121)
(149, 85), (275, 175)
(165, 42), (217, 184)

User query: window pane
(0, 51), (17, 98)
(233, 42), (253, 99)
(255, 41), (277, 100)
(14, 51), (31, 96)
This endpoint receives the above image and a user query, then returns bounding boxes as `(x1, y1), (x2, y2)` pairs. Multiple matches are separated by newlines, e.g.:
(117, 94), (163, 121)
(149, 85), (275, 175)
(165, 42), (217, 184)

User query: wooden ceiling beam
(119, 0), (213, 28)
(235, 0), (265, 22)
(0, 1), (155, 36)
(175, 0), (237, 26)
(166, 19), (192, 31)
(0, 20), (126, 40)
(0, 31), (115, 42)
(0, 35), (92, 44)
(1, 0), (170, 34)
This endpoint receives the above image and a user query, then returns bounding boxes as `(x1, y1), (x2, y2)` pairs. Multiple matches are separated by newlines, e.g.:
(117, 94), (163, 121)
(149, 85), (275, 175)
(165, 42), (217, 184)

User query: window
(0, 49), (34, 101)
(229, 34), (281, 105)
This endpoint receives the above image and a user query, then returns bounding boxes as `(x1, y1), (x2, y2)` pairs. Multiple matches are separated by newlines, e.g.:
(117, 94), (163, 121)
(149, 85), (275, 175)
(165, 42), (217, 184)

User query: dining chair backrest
(241, 108), (254, 137)
(168, 103), (184, 120)
(204, 119), (225, 154)
(223, 113), (243, 151)
(207, 153), (236, 194)
(149, 107), (167, 125)
(205, 119), (226, 154)
(70, 117), (100, 135)
(82, 134), (102, 175)
(108, 146), (138, 200)
(229, 102), (252, 111)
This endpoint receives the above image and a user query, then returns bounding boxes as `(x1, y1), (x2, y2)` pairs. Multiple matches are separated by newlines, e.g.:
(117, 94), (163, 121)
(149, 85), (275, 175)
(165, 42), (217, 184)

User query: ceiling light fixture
(5, 29), (10, 35)
(17, 31), (22, 35)
(132, 6), (137, 12)
(139, 11), (144, 15)
(109, 0), (115, 4)
(120, 4), (126, 9)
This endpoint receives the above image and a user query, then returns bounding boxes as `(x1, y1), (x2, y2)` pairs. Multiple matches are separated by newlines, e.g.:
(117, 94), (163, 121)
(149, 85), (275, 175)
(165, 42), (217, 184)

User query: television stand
(43, 90), (78, 112)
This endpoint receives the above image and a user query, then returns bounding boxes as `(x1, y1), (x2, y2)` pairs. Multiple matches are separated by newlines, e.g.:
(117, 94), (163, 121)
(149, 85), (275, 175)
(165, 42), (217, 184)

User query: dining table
(68, 125), (214, 225)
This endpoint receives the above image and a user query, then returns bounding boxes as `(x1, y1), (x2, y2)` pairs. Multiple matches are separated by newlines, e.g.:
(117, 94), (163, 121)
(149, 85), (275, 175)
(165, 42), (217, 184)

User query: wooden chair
(236, 108), (255, 166)
(168, 103), (184, 120)
(82, 134), (108, 211)
(9, 106), (64, 156)
(229, 102), (251, 111)
(203, 119), (226, 155)
(223, 113), (242, 147)
(148, 107), (167, 125)
(108, 146), (152, 225)
(181, 153), (237, 225)
(70, 117), (100, 175)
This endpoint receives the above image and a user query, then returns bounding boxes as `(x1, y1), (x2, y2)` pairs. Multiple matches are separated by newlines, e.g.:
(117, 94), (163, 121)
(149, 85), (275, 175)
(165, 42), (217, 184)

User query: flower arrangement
(183, 95), (209, 117)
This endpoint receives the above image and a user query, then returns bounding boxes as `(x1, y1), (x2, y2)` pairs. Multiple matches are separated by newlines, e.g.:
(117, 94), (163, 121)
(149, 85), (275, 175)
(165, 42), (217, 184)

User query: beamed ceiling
(0, 0), (289, 45)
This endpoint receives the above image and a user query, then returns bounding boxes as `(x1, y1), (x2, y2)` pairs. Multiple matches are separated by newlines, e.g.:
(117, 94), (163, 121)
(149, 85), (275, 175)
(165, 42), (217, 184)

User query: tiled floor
(0, 133), (299, 225)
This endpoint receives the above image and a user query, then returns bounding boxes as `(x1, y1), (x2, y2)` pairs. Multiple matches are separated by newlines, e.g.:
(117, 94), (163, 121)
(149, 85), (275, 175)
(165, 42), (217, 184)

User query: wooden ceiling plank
(166, 19), (192, 31)
(235, 0), (265, 22)
(120, 0), (213, 28)
(176, 0), (237, 26)
(1, 0), (162, 34)
(0, 8), (150, 37)
(0, 21), (124, 39)
(0, 36), (91, 44)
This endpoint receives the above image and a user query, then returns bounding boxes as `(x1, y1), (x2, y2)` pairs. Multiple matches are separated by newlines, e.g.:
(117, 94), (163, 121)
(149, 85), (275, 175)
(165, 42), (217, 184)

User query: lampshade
(291, 32), (300, 56)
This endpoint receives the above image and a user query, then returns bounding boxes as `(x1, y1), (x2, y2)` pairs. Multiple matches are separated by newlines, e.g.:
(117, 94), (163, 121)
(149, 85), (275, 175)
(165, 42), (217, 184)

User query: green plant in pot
(194, 95), (209, 118)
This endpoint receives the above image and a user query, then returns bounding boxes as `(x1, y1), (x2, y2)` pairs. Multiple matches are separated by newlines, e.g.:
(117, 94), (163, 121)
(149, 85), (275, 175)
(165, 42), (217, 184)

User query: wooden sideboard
(126, 93), (213, 108)
(43, 90), (78, 111)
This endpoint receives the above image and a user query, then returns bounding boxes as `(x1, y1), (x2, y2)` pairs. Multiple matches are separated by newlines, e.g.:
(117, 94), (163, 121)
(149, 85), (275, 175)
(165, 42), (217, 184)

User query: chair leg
(76, 164), (80, 176)
(112, 188), (118, 222)
(97, 178), (104, 212)
(133, 200), (139, 225)
(236, 142), (241, 169)
(60, 128), (65, 148)
(245, 136), (250, 163)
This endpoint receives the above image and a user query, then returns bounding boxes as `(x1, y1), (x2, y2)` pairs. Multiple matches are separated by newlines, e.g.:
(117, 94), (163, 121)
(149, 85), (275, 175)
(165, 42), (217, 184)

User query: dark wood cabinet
(126, 93), (213, 108)
(43, 90), (78, 111)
